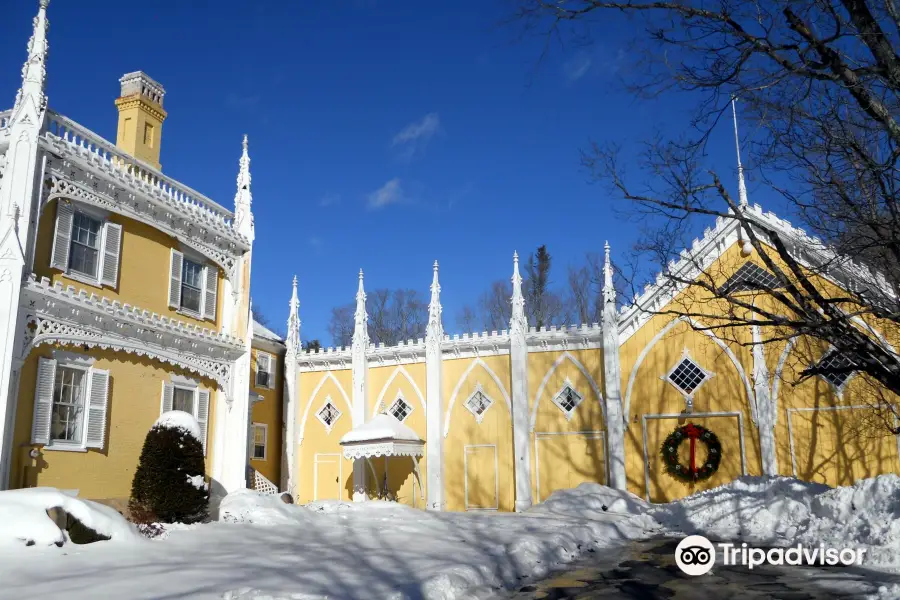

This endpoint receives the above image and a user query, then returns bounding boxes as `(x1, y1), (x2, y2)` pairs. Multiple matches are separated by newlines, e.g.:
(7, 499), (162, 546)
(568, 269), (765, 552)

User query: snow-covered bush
(129, 411), (209, 524)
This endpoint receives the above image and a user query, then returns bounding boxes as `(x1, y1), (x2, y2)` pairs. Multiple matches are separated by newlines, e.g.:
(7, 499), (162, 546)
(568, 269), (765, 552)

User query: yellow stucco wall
(34, 198), (222, 332)
(296, 369), (355, 503)
(12, 346), (219, 502)
(443, 355), (515, 512)
(250, 346), (283, 486)
(367, 364), (427, 507)
(528, 348), (607, 502)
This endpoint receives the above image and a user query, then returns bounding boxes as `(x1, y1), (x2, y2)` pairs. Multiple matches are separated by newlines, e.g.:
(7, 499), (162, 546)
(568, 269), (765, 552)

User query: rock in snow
(0, 488), (141, 548)
(153, 410), (202, 441)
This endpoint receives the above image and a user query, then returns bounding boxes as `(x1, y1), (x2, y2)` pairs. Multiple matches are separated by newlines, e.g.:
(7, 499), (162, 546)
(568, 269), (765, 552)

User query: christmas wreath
(660, 423), (722, 483)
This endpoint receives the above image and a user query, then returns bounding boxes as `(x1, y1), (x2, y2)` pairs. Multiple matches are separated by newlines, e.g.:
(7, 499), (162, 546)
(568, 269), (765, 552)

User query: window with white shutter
(168, 250), (184, 309)
(159, 380), (208, 455)
(33, 357), (110, 451)
(197, 389), (209, 454)
(49, 201), (122, 290)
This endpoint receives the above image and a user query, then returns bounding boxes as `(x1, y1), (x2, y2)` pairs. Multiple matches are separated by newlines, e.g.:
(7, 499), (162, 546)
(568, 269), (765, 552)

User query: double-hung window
(49, 201), (123, 289)
(161, 380), (210, 453)
(168, 249), (219, 322)
(251, 424), (267, 460)
(255, 352), (273, 389)
(32, 356), (110, 451)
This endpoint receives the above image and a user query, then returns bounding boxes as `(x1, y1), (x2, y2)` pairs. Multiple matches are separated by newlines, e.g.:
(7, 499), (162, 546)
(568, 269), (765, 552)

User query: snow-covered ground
(0, 475), (897, 599)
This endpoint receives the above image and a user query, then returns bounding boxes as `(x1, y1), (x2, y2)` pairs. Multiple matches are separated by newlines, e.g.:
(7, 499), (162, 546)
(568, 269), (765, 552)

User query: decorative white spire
(286, 275), (301, 353)
(353, 269), (369, 346)
(426, 261), (443, 342)
(234, 134), (254, 239)
(603, 241), (616, 304)
(731, 96), (749, 208)
(13, 0), (50, 119)
(510, 251), (527, 334)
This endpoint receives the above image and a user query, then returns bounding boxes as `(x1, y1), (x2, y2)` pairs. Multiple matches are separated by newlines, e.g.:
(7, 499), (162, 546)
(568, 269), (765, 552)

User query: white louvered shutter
(31, 358), (57, 444)
(203, 265), (218, 321)
(50, 201), (74, 271)
(168, 250), (183, 308)
(85, 369), (110, 449)
(197, 389), (210, 454)
(161, 381), (174, 414)
(99, 222), (123, 288)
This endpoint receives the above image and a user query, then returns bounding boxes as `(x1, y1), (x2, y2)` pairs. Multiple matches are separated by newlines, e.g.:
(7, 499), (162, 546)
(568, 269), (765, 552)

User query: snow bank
(651, 474), (900, 569)
(0, 488), (141, 547)
(154, 410), (201, 441)
(529, 483), (650, 520)
(219, 489), (314, 525)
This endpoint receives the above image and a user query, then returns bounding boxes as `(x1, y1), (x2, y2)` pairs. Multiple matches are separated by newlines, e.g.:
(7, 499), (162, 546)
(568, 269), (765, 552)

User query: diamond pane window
(668, 358), (708, 395)
(317, 401), (341, 430)
(464, 390), (494, 422)
(553, 385), (584, 418)
(719, 262), (781, 294)
(817, 350), (857, 389)
(389, 397), (413, 422)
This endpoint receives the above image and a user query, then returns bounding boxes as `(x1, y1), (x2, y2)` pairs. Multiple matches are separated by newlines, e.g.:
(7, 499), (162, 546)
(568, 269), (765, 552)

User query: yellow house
(0, 1), (265, 508)
(0, 1), (897, 512)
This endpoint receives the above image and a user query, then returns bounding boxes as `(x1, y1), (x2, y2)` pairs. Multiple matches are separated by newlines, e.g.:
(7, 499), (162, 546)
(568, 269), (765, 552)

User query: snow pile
(153, 410), (201, 441)
(219, 489), (314, 525)
(339, 413), (422, 444)
(185, 474), (208, 491)
(798, 474), (900, 568)
(0, 488), (141, 547)
(529, 483), (650, 520)
(650, 476), (828, 545)
(651, 474), (900, 569)
(305, 499), (414, 513)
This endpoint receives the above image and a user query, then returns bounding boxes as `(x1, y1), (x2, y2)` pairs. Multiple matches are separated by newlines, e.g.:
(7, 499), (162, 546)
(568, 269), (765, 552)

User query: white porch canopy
(339, 413), (424, 460)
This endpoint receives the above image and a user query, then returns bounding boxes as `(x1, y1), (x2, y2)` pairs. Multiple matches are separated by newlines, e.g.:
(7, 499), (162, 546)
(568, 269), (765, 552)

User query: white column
(509, 252), (533, 511)
(425, 261), (445, 510)
(351, 270), (369, 501)
(282, 276), (301, 497)
(601, 242), (627, 490)
(0, 0), (50, 490)
(752, 324), (778, 475)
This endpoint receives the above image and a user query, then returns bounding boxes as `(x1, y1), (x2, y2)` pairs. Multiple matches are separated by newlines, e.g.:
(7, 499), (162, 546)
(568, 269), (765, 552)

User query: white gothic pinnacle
(427, 260), (443, 339)
(510, 251), (527, 332)
(732, 97), (749, 208)
(13, 0), (50, 117)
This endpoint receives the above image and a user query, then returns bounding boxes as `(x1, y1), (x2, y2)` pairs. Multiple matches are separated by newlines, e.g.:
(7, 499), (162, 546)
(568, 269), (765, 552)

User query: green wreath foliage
(660, 423), (723, 483)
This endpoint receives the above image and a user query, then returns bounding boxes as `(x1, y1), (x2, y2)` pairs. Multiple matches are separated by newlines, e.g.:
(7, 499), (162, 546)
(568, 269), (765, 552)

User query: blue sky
(0, 1), (757, 344)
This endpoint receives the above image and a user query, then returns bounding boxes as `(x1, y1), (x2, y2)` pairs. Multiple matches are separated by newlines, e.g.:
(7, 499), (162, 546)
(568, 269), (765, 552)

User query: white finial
(427, 261), (443, 342)
(286, 275), (301, 353)
(353, 269), (369, 347)
(13, 0), (51, 118)
(732, 96), (749, 208)
(234, 135), (253, 238)
(603, 241), (615, 304)
(510, 251), (527, 333)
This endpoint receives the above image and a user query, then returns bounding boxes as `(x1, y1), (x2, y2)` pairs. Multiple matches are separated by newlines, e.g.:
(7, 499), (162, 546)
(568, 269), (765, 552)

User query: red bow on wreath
(683, 423), (702, 475)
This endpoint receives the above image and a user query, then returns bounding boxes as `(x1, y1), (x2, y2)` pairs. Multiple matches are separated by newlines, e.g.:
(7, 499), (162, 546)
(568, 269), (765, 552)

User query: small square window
(68, 212), (102, 278)
(181, 258), (204, 314)
(817, 350), (857, 389)
(553, 384), (584, 419)
(464, 389), (494, 423)
(252, 424), (267, 460)
(668, 357), (708, 395)
(317, 401), (341, 433)
(389, 397), (412, 422)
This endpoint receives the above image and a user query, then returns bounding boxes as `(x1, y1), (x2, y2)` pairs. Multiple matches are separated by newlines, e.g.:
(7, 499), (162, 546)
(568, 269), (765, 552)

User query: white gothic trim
(372, 365), (426, 414)
(529, 351), (604, 432)
(444, 358), (512, 438)
(298, 371), (352, 444)
(342, 440), (424, 461)
(623, 316), (756, 424)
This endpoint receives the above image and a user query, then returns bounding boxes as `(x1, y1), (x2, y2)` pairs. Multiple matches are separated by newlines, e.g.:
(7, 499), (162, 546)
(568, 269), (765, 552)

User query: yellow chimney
(114, 71), (167, 170)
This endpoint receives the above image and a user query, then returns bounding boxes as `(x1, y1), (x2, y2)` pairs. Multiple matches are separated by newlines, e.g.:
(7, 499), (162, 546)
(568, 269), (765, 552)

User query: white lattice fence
(251, 469), (279, 495)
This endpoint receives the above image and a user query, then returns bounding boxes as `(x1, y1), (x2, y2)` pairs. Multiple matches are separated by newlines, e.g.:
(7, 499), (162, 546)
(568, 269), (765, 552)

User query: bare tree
(327, 288), (428, 347)
(566, 252), (603, 325)
(516, 0), (900, 432)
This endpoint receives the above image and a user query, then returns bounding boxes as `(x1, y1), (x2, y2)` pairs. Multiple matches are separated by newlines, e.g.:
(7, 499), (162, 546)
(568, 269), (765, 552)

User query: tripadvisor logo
(675, 535), (868, 576)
